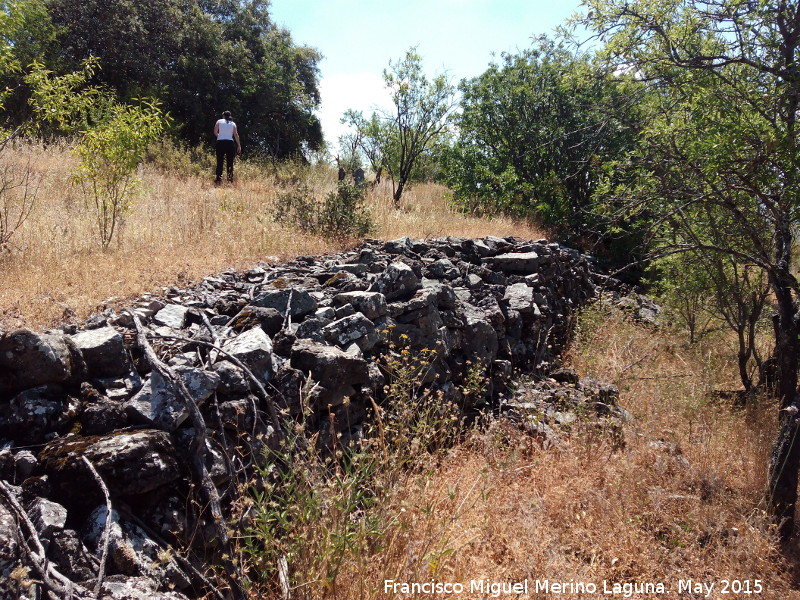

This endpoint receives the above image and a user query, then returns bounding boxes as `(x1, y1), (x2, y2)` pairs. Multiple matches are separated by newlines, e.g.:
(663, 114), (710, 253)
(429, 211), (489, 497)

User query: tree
(72, 99), (168, 248)
(444, 37), (639, 259)
(39, 0), (323, 156)
(344, 48), (456, 205)
(576, 0), (800, 539)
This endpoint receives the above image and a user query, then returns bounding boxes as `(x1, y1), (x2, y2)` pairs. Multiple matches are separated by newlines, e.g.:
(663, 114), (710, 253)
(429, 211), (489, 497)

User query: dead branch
(0, 479), (91, 599)
(140, 332), (287, 445)
(125, 310), (246, 600)
(79, 456), (111, 599)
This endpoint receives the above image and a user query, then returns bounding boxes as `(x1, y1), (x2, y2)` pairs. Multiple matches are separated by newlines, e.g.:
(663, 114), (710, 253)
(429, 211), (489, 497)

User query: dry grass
(270, 305), (800, 599)
(0, 141), (544, 330)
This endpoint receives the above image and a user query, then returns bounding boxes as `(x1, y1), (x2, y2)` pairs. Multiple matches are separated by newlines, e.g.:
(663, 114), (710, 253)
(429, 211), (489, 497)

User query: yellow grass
(0, 141), (545, 330)
(284, 306), (799, 599)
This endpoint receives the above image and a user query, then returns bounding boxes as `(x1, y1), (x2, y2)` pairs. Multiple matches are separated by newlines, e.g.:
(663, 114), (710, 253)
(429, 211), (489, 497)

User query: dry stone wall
(0, 236), (616, 599)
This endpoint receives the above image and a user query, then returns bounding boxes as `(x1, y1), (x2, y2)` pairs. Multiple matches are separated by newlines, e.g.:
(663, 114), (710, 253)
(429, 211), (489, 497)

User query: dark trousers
(215, 139), (236, 183)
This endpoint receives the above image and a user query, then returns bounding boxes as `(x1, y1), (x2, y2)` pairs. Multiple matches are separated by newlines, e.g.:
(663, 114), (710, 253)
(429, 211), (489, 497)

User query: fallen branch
(141, 332), (287, 445)
(0, 479), (90, 599)
(80, 456), (111, 600)
(126, 310), (246, 600)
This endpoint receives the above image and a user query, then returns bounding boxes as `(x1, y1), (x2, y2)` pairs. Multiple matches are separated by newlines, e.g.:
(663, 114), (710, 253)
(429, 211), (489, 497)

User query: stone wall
(0, 236), (608, 599)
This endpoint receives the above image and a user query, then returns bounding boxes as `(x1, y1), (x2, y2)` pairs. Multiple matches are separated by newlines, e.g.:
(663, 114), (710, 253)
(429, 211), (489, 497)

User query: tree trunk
(767, 271), (800, 540)
(393, 178), (406, 206)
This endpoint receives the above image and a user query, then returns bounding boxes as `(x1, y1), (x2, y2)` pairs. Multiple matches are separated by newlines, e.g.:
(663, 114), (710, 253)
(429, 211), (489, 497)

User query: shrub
(72, 99), (169, 248)
(273, 181), (373, 240)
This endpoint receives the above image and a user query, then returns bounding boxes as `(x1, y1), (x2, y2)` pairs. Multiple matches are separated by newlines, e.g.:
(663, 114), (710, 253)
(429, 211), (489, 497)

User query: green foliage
(574, 0), (800, 534)
(342, 48), (456, 205)
(444, 37), (639, 251)
(42, 0), (323, 157)
(240, 432), (385, 594)
(274, 181), (373, 240)
(72, 99), (169, 248)
(240, 339), (464, 596)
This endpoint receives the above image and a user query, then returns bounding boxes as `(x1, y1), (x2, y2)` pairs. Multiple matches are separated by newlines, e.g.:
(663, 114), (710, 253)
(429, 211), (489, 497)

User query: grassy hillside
(0, 141), (544, 330)
(2, 141), (796, 599)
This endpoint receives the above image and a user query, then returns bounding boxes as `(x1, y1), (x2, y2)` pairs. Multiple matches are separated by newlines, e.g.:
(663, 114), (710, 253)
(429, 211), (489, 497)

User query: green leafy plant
(71, 99), (169, 248)
(274, 181), (373, 240)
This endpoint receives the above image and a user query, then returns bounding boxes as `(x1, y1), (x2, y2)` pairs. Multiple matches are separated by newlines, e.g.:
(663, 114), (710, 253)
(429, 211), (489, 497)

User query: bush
(273, 181), (373, 240)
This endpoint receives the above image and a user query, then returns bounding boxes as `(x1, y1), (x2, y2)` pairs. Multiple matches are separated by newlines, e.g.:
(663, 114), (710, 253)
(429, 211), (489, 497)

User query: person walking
(214, 111), (241, 184)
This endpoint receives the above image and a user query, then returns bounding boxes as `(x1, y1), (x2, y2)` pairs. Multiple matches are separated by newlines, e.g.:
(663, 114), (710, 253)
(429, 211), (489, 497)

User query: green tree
(40, 0), (323, 156)
(576, 0), (800, 538)
(343, 48), (456, 205)
(445, 37), (638, 249)
(72, 99), (168, 248)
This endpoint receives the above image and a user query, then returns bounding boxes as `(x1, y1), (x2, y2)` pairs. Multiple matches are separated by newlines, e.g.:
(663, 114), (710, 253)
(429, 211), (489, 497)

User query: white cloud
(318, 72), (393, 149)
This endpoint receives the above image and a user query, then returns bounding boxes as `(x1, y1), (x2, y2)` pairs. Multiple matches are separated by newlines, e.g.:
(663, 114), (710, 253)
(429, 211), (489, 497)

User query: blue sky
(269, 0), (585, 147)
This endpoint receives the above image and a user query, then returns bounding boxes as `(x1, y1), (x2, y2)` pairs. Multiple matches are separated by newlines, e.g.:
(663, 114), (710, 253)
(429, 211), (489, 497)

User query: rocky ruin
(0, 236), (629, 599)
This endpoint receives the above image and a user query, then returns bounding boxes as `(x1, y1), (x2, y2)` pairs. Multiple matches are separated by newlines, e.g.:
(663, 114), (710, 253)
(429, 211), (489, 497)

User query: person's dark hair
(222, 110), (232, 122)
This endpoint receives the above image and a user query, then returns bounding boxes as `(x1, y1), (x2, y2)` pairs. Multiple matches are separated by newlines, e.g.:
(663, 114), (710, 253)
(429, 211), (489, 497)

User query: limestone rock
(153, 304), (190, 329)
(332, 291), (388, 320)
(0, 329), (85, 396)
(126, 367), (220, 431)
(251, 288), (318, 318)
(222, 326), (274, 381)
(369, 262), (421, 301)
(71, 326), (130, 378)
(41, 429), (181, 499)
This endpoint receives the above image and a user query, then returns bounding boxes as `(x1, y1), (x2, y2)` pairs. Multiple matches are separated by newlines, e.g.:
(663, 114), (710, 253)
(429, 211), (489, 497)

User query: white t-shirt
(216, 119), (236, 140)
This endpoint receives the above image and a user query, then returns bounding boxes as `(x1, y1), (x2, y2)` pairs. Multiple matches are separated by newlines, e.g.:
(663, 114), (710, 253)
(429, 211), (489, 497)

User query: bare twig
(140, 332), (287, 445)
(79, 456), (111, 599)
(0, 479), (90, 599)
(125, 310), (247, 600)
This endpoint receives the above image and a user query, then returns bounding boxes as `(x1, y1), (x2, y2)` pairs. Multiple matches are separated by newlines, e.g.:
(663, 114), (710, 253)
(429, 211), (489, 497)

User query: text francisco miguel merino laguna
(384, 577), (763, 597)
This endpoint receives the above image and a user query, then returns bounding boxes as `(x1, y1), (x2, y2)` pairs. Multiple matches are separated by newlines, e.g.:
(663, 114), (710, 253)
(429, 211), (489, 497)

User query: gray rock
(251, 288), (318, 318)
(0, 503), (20, 586)
(28, 497), (68, 551)
(100, 576), (190, 600)
(322, 313), (379, 351)
(229, 305), (284, 335)
(49, 529), (98, 583)
(85, 507), (191, 592)
(290, 339), (370, 406)
(0, 329), (85, 395)
(369, 261), (421, 301)
(222, 327), (274, 381)
(126, 367), (220, 431)
(71, 326), (130, 377)
(153, 304), (190, 329)
(332, 291), (388, 320)
(212, 360), (250, 395)
(3, 385), (78, 444)
(484, 251), (540, 274)
(503, 282), (538, 315)
(427, 258), (460, 280)
(41, 429), (181, 497)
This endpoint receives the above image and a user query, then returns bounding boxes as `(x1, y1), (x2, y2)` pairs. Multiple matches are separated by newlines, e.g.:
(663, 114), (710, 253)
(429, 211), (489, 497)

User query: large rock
(251, 288), (318, 318)
(484, 251), (540, 274)
(369, 262), (421, 301)
(153, 304), (190, 329)
(71, 326), (130, 377)
(222, 326), (274, 381)
(0, 329), (85, 396)
(290, 339), (370, 406)
(332, 291), (388, 320)
(322, 313), (379, 352)
(0, 503), (21, 600)
(126, 367), (220, 431)
(84, 507), (191, 591)
(41, 429), (181, 499)
(503, 282), (539, 315)
(0, 385), (79, 444)
(99, 576), (190, 600)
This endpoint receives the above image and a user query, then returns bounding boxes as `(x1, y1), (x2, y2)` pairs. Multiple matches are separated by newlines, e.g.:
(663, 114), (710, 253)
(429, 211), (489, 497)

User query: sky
(269, 0), (586, 149)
